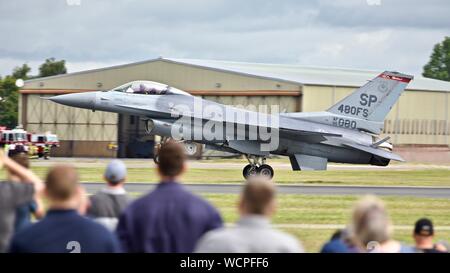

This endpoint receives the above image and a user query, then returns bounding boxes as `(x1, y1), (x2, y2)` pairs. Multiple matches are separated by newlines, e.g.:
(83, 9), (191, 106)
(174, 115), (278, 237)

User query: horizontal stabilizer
(343, 142), (404, 162)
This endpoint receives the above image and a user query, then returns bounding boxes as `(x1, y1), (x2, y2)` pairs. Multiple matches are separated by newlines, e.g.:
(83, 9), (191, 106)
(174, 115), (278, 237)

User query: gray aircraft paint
(47, 71), (412, 171)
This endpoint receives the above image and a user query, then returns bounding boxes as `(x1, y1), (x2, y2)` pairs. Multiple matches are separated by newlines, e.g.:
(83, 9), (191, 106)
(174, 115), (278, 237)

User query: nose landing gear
(242, 155), (274, 180)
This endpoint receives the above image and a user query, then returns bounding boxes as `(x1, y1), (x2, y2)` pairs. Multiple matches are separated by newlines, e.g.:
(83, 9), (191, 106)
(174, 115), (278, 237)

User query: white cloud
(0, 0), (448, 77)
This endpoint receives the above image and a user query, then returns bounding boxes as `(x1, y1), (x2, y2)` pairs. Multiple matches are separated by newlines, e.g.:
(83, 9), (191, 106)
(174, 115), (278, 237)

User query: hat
(414, 218), (434, 236)
(104, 160), (127, 184)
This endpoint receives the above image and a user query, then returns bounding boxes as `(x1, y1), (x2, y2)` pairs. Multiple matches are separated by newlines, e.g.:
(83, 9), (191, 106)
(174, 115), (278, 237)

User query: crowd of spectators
(0, 142), (448, 253)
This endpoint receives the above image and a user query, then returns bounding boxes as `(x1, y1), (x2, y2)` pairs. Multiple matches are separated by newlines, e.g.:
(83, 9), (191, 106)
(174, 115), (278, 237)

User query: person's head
(351, 195), (392, 249)
(45, 165), (81, 208)
(239, 176), (276, 218)
(104, 159), (127, 186)
(8, 152), (30, 182)
(413, 218), (435, 247)
(330, 229), (344, 241)
(157, 141), (186, 180)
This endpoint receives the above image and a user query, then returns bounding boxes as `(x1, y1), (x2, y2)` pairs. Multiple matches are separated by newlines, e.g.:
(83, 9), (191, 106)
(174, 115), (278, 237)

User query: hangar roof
(25, 57), (450, 92)
(164, 58), (450, 92)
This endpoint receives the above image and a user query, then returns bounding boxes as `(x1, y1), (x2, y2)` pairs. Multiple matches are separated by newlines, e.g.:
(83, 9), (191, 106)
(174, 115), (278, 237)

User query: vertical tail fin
(327, 71), (413, 122)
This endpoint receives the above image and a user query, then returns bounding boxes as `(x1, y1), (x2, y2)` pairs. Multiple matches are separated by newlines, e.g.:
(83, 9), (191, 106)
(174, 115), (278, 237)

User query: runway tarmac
(31, 157), (450, 170)
(83, 182), (450, 198)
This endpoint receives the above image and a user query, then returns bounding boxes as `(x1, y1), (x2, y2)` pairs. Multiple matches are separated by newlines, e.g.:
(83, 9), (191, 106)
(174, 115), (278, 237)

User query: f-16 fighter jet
(47, 71), (412, 179)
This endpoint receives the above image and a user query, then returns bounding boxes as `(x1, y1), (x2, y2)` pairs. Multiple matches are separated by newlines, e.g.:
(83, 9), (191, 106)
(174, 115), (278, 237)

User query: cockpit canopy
(112, 81), (191, 96)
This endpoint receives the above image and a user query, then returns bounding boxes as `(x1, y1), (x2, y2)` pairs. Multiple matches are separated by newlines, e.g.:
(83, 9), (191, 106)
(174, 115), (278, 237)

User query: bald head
(240, 176), (276, 216)
(45, 165), (79, 201)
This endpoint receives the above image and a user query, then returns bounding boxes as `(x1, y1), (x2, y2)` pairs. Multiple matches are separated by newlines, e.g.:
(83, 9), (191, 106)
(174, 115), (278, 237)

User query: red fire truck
(0, 126), (30, 155)
(29, 132), (60, 159)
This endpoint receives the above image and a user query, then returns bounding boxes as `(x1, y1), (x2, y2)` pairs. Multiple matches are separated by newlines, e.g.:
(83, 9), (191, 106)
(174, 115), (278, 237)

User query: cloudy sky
(0, 0), (449, 77)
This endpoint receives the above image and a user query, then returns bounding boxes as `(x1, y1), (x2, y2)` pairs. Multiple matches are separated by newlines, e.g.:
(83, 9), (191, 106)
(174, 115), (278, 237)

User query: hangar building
(20, 58), (450, 158)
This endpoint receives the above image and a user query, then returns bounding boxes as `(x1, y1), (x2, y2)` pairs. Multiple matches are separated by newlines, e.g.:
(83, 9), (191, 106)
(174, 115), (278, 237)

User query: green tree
(38, 57), (67, 77)
(423, 37), (450, 81)
(12, 63), (31, 80)
(0, 58), (69, 128)
(0, 76), (19, 128)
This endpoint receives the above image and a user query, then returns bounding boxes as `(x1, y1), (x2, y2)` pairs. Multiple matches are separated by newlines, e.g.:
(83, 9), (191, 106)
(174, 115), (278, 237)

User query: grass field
(2, 166), (450, 186)
(199, 194), (450, 252)
(2, 161), (450, 252)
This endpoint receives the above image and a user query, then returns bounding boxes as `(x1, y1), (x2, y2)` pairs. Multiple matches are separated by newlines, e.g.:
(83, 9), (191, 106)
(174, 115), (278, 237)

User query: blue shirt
(117, 181), (223, 253)
(14, 201), (37, 232)
(9, 209), (121, 253)
(321, 239), (352, 253)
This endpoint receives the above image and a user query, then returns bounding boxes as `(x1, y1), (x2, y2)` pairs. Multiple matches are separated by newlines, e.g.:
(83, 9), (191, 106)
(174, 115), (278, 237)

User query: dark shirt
(416, 246), (447, 253)
(117, 181), (223, 253)
(0, 181), (34, 252)
(14, 200), (37, 232)
(88, 189), (130, 218)
(9, 209), (121, 253)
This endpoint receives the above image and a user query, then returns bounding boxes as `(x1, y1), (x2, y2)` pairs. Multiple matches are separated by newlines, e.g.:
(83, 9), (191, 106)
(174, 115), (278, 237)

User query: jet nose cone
(47, 92), (96, 109)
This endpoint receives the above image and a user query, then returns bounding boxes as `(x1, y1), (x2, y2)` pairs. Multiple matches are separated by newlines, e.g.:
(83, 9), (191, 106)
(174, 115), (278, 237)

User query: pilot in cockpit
(116, 81), (189, 96)
(128, 83), (167, 95)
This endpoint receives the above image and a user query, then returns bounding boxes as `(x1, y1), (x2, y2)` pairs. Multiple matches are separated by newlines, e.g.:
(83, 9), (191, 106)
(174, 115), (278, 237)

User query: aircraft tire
(257, 164), (274, 179)
(243, 164), (258, 179)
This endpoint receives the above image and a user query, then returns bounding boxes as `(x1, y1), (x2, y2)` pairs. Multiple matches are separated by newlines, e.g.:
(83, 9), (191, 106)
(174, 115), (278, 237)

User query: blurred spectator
(320, 229), (355, 253)
(9, 165), (121, 253)
(435, 241), (449, 253)
(195, 176), (303, 253)
(117, 141), (223, 253)
(87, 160), (130, 231)
(413, 218), (448, 253)
(10, 153), (45, 233)
(350, 195), (416, 253)
(0, 150), (44, 253)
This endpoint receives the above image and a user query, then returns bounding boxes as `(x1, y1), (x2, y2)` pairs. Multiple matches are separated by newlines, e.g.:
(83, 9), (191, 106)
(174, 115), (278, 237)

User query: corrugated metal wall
(203, 95), (299, 113)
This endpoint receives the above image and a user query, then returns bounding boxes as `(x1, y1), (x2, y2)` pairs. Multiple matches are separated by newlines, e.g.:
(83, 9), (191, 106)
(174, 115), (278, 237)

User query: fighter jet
(47, 71), (413, 179)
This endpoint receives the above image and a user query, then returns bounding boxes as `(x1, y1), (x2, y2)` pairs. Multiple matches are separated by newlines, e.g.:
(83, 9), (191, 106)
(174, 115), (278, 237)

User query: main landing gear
(242, 155), (274, 180)
(153, 137), (172, 164)
(153, 137), (199, 164)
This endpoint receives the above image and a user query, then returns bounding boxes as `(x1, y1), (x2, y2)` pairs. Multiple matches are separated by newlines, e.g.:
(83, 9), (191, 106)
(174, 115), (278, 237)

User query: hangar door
(117, 114), (155, 158)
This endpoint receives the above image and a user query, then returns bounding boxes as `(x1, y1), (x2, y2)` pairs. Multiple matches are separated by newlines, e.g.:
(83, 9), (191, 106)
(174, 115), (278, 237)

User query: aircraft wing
(116, 102), (341, 143)
(343, 142), (405, 162)
(279, 127), (341, 143)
